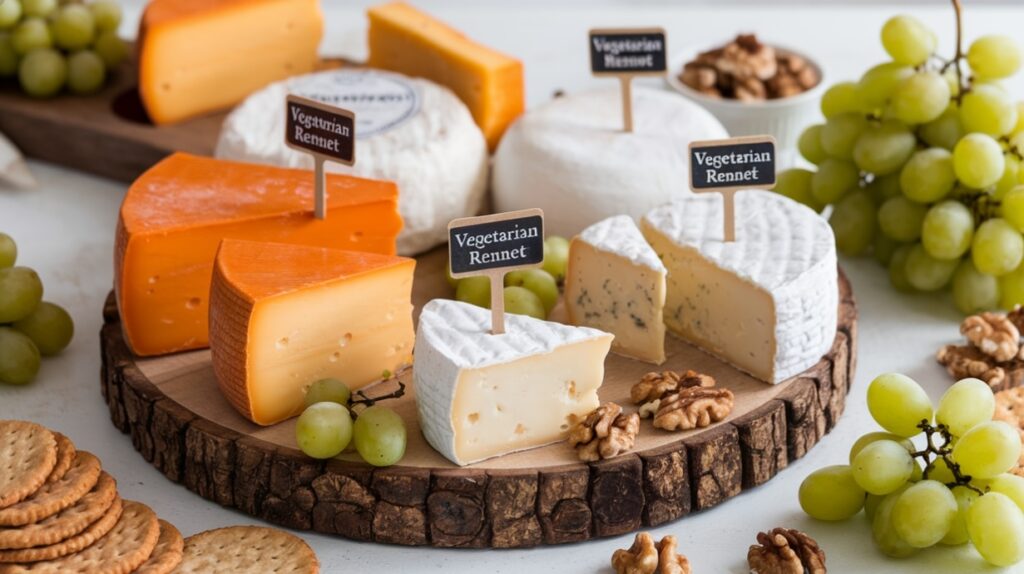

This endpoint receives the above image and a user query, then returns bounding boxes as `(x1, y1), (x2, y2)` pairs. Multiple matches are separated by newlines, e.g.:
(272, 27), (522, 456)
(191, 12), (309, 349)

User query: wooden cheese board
(100, 248), (858, 548)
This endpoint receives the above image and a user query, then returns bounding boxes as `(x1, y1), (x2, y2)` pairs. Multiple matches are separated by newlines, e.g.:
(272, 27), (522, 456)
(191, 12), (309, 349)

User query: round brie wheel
(492, 87), (728, 237)
(216, 69), (489, 255)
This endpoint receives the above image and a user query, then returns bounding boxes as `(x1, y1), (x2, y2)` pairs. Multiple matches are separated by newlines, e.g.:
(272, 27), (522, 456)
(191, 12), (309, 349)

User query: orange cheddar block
(209, 239), (416, 425)
(115, 152), (402, 357)
(367, 1), (524, 151)
(138, 0), (323, 125)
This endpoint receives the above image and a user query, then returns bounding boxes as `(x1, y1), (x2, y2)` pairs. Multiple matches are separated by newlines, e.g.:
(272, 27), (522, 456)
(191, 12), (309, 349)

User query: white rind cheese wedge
(492, 86), (727, 237)
(641, 191), (838, 384)
(565, 215), (667, 364)
(414, 299), (614, 466)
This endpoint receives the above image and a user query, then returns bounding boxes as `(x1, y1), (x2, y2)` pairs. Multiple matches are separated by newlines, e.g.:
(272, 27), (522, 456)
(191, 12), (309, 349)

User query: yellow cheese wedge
(367, 1), (524, 151)
(210, 239), (416, 426)
(138, 0), (323, 125)
(115, 152), (402, 357)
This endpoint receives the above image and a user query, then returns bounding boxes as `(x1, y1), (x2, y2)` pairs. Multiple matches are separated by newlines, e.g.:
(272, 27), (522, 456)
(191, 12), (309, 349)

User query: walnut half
(748, 527), (826, 574)
(653, 388), (734, 431)
(611, 532), (691, 574)
(568, 403), (640, 462)
(631, 370), (715, 405)
(961, 312), (1021, 362)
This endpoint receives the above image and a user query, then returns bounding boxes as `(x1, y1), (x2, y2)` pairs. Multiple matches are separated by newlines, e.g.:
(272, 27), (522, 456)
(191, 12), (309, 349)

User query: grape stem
(914, 420), (984, 495)
(350, 380), (407, 413)
(949, 0), (968, 104)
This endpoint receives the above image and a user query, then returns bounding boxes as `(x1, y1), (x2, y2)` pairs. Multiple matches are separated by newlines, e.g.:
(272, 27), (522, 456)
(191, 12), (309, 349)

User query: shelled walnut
(748, 527), (826, 574)
(611, 532), (691, 574)
(680, 34), (819, 101)
(937, 306), (1024, 391)
(653, 387), (734, 431)
(568, 402), (640, 462)
(631, 370), (715, 405)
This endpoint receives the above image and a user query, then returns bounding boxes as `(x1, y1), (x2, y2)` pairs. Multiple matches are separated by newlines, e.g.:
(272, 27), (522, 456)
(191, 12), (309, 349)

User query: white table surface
(3, 1), (1024, 572)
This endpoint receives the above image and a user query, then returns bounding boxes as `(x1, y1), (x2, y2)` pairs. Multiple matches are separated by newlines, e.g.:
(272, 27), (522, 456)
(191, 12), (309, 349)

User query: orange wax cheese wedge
(209, 239), (416, 426)
(367, 1), (524, 151)
(115, 152), (402, 357)
(138, 0), (323, 125)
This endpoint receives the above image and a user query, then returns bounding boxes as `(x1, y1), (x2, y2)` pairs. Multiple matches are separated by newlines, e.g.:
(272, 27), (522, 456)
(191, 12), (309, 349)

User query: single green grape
(0, 0), (22, 29)
(919, 106), (963, 151)
(888, 243), (917, 293)
(829, 189), (876, 256)
(891, 71), (950, 125)
(852, 120), (916, 175)
(891, 480), (957, 548)
(921, 200), (973, 260)
(872, 485), (918, 558)
(455, 275), (490, 308)
(52, 4), (94, 51)
(773, 168), (821, 212)
(0, 327), (40, 385)
(542, 236), (569, 283)
(820, 81), (861, 118)
(905, 244), (958, 291)
(811, 158), (858, 205)
(852, 440), (915, 495)
(953, 421), (1021, 479)
(941, 486), (979, 546)
(66, 49), (104, 95)
(865, 172), (901, 204)
(936, 378), (995, 437)
(92, 30), (126, 70)
(295, 401), (352, 459)
(999, 261), (1024, 310)
(1003, 186), (1024, 232)
(872, 233), (901, 267)
(953, 133), (1005, 189)
(0, 266), (42, 323)
(352, 405), (406, 467)
(881, 15), (936, 66)
(967, 492), (1024, 566)
(797, 125), (827, 165)
(820, 113), (866, 161)
(0, 232), (16, 267)
(849, 432), (914, 464)
(503, 286), (545, 320)
(995, 157), (1022, 200)
(972, 218), (1024, 277)
(968, 35), (1022, 80)
(798, 465), (865, 521)
(20, 0), (55, 18)
(88, 0), (121, 33)
(504, 269), (558, 315)
(987, 474), (1024, 513)
(857, 62), (913, 109)
(867, 373), (933, 437)
(961, 84), (1018, 137)
(877, 196), (926, 242)
(304, 378), (351, 408)
(900, 148), (955, 204)
(953, 259), (1000, 314)
(11, 17), (51, 55)
(11, 301), (73, 356)
(18, 48), (66, 98)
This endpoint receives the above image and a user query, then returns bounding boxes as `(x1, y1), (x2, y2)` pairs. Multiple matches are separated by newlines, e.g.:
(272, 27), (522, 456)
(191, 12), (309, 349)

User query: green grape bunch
(800, 374), (1024, 567)
(0, 0), (128, 98)
(774, 0), (1024, 314)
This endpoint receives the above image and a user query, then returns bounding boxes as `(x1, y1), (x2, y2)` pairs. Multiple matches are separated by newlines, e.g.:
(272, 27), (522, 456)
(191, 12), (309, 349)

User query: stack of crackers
(0, 420), (320, 574)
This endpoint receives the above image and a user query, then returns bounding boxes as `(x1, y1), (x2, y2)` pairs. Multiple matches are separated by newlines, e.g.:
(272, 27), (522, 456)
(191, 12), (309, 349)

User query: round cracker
(0, 472), (117, 550)
(0, 500), (157, 574)
(42, 435), (75, 486)
(0, 452), (101, 527)
(132, 520), (183, 574)
(0, 497), (122, 563)
(0, 422), (56, 509)
(173, 526), (319, 574)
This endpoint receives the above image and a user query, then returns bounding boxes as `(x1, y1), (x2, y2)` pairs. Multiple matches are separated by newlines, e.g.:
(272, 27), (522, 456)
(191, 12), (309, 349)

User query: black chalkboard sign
(589, 28), (667, 76)
(449, 210), (545, 276)
(689, 136), (777, 191)
(285, 95), (356, 165)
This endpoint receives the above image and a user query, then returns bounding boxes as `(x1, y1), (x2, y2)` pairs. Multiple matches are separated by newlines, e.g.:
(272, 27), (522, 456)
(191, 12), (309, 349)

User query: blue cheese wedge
(565, 215), (667, 364)
(641, 191), (838, 384)
(414, 299), (613, 466)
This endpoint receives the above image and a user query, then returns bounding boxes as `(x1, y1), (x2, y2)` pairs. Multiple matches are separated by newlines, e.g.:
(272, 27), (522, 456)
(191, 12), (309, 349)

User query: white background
(3, 1), (1024, 572)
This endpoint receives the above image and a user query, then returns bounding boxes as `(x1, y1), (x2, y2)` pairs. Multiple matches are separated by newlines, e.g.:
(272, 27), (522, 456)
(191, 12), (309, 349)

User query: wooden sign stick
(489, 271), (506, 335)
(313, 157), (326, 220)
(620, 75), (634, 133)
(721, 189), (736, 242)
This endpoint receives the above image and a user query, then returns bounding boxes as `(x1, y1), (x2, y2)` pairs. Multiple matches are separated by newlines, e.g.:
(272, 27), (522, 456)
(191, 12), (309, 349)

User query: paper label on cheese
(295, 71), (421, 139)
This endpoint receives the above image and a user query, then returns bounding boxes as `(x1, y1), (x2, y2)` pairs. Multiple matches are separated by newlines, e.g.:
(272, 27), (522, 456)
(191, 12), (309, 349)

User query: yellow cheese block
(367, 1), (524, 151)
(115, 152), (402, 357)
(138, 0), (323, 125)
(209, 239), (416, 426)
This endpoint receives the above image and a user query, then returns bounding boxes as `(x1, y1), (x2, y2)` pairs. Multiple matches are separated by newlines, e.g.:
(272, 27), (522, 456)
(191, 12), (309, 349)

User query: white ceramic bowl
(666, 44), (826, 166)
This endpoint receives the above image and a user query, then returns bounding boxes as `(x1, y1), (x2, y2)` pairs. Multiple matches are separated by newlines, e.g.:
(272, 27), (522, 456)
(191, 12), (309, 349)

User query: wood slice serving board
(100, 249), (857, 548)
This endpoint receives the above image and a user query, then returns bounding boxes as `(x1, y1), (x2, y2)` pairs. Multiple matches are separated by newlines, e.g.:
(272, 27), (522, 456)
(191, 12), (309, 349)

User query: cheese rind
(641, 191), (838, 383)
(367, 1), (524, 151)
(138, 0), (323, 125)
(209, 239), (415, 426)
(115, 152), (402, 357)
(566, 215), (667, 364)
(414, 299), (613, 466)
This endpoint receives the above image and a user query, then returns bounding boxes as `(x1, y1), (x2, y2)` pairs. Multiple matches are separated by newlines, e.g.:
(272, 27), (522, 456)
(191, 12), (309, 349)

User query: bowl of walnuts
(667, 34), (825, 164)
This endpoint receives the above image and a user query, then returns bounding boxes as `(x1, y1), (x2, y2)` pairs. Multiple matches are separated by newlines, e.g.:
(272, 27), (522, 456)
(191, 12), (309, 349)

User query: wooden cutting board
(100, 249), (858, 548)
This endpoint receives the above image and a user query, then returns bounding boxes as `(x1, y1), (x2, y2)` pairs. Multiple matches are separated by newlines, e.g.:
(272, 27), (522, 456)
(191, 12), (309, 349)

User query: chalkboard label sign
(285, 95), (356, 165)
(589, 28), (667, 75)
(689, 136), (776, 191)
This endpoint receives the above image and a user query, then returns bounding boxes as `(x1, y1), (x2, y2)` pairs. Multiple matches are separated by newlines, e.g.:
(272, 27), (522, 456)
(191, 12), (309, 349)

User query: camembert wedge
(209, 239), (415, 426)
(415, 299), (613, 466)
